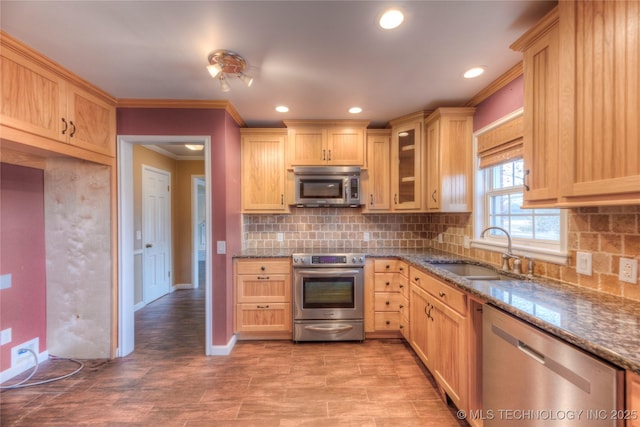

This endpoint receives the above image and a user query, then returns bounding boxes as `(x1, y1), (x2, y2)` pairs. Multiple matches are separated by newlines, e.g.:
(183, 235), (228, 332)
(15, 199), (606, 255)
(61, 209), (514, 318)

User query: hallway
(1, 289), (467, 426)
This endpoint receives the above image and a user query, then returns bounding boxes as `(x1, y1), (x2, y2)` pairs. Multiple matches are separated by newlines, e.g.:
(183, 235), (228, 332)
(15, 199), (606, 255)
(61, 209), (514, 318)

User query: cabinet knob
(385, 265), (390, 269)
(414, 277), (420, 281)
(439, 291), (446, 298)
(399, 284), (404, 288)
(385, 300), (390, 305)
(260, 266), (266, 271)
(385, 320), (390, 325)
(399, 304), (404, 309)
(385, 281), (390, 286)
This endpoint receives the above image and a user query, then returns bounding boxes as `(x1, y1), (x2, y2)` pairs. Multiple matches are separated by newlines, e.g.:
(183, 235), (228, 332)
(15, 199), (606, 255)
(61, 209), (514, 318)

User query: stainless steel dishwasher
(483, 305), (624, 427)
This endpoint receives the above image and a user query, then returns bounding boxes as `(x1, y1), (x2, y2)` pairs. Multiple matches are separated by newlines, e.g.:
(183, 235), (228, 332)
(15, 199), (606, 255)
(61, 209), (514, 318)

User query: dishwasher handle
(518, 340), (545, 364)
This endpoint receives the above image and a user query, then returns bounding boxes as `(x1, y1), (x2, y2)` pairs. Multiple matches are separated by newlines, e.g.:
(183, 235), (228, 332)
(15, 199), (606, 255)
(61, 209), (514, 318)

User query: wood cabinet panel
(363, 130), (391, 211)
(409, 282), (433, 368)
(390, 116), (423, 211)
(627, 371), (640, 427)
(368, 258), (409, 337)
(374, 311), (400, 331)
(236, 259), (291, 275)
(373, 272), (408, 294)
(236, 303), (291, 332)
(241, 130), (288, 213)
(327, 127), (365, 165)
(66, 85), (116, 156)
(236, 274), (291, 303)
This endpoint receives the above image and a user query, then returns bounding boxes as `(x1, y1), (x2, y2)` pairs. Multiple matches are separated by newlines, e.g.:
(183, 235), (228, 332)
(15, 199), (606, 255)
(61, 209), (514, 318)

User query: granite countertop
(234, 248), (640, 374)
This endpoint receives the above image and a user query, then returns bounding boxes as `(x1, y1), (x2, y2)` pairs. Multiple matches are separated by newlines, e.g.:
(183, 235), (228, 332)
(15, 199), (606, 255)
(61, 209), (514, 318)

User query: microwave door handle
(296, 269), (361, 276)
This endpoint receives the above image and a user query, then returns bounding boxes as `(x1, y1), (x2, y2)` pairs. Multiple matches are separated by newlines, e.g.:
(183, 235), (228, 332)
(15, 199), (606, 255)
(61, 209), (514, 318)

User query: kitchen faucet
(480, 226), (521, 273)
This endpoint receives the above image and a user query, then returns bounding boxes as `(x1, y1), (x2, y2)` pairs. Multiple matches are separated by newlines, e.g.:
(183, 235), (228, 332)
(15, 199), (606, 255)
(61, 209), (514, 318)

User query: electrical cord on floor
(0, 348), (84, 391)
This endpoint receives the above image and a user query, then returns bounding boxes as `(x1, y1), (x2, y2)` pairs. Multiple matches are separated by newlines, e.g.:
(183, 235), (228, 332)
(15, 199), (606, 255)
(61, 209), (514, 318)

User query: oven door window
(302, 277), (354, 309)
(299, 179), (344, 199)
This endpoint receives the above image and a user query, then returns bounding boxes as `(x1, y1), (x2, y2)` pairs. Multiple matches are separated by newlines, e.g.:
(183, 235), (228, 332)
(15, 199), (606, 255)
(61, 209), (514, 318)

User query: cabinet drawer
(410, 267), (467, 316)
(236, 259), (291, 275)
(374, 259), (408, 275)
(374, 292), (406, 312)
(398, 295), (409, 317)
(374, 312), (400, 330)
(236, 303), (292, 332)
(374, 273), (409, 294)
(236, 274), (291, 303)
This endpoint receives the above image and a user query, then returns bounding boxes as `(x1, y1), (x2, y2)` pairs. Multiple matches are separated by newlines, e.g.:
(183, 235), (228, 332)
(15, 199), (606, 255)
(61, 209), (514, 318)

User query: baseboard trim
(0, 350), (49, 385)
(207, 334), (237, 356)
(173, 283), (194, 290)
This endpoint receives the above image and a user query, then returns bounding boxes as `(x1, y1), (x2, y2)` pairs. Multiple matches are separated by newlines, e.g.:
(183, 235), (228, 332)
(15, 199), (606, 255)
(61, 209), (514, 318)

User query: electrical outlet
(363, 232), (370, 242)
(619, 258), (638, 284)
(277, 232), (284, 242)
(463, 236), (470, 249)
(437, 233), (444, 244)
(576, 251), (592, 276)
(11, 338), (39, 369)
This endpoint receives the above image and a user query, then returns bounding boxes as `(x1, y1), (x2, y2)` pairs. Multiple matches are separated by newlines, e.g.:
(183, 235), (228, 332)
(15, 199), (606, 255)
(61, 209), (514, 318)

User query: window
(473, 110), (567, 263)
(484, 159), (561, 248)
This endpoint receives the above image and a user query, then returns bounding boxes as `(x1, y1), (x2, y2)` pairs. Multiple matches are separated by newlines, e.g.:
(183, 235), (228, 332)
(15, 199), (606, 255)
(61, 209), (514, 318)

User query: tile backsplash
(243, 206), (640, 301)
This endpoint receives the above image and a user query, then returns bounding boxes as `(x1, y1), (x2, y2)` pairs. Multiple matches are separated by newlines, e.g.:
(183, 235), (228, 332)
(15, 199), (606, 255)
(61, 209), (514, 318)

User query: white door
(142, 166), (171, 303)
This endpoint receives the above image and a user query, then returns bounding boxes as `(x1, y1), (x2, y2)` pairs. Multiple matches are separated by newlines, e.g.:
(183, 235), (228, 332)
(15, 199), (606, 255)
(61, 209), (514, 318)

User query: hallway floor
(1, 289), (467, 426)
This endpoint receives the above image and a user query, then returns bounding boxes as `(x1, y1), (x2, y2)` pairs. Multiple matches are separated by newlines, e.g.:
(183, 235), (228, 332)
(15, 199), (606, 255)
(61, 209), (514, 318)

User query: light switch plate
(216, 241), (226, 254)
(576, 251), (592, 276)
(0, 274), (11, 290)
(0, 328), (11, 346)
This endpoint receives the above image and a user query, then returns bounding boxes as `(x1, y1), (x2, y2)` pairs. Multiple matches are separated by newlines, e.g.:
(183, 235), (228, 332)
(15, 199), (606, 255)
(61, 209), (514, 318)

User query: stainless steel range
(292, 252), (365, 342)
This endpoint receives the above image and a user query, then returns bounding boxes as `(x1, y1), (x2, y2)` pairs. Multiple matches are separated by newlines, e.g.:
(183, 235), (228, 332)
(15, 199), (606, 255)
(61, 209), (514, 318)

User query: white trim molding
(208, 334), (237, 356)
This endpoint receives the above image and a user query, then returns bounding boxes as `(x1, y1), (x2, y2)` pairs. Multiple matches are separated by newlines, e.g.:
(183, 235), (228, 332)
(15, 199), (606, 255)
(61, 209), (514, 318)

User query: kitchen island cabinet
(233, 258), (292, 340)
(240, 129), (289, 213)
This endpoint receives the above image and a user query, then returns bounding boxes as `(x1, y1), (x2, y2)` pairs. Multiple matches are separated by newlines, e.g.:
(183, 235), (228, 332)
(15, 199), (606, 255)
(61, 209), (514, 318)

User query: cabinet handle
(328, 149), (331, 160)
(257, 276), (270, 280)
(69, 121), (76, 137)
(431, 190), (437, 202)
(524, 169), (531, 191)
(370, 194), (374, 206)
(322, 149), (326, 160)
(439, 291), (446, 298)
(394, 193), (398, 204)
(256, 305), (270, 309)
(281, 194), (284, 205)
(61, 118), (68, 135)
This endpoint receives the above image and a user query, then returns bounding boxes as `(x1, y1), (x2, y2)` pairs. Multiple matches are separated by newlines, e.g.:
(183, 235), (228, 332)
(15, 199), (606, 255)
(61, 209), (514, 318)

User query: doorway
(192, 176), (206, 289)
(117, 135), (212, 357)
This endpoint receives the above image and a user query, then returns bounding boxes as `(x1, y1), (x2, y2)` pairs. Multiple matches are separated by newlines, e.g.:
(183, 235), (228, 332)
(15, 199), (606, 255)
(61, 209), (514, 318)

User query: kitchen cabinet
(362, 129), (392, 212)
(511, 8), (559, 207)
(369, 259), (409, 338)
(389, 112), (424, 211)
(628, 371), (640, 427)
(284, 120), (368, 167)
(1, 33), (116, 158)
(424, 108), (475, 212)
(409, 266), (468, 412)
(240, 129), (289, 213)
(234, 258), (292, 339)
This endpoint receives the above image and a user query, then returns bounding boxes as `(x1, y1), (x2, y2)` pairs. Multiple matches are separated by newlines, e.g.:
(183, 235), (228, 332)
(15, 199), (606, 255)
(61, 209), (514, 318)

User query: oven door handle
(304, 324), (354, 334)
(295, 269), (361, 276)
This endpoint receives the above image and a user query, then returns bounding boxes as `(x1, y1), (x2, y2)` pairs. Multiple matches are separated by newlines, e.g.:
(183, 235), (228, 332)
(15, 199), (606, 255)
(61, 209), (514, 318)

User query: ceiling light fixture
(379, 9), (404, 30)
(207, 49), (253, 91)
(348, 107), (363, 114)
(185, 144), (204, 151)
(275, 106), (289, 113)
(464, 66), (486, 79)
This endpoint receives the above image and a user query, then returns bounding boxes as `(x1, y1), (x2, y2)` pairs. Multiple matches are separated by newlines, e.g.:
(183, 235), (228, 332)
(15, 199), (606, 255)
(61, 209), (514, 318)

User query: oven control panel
(292, 253), (365, 267)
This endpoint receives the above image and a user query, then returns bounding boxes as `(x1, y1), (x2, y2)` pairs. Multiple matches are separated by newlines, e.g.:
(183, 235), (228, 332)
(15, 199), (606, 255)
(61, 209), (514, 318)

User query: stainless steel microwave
(293, 166), (362, 207)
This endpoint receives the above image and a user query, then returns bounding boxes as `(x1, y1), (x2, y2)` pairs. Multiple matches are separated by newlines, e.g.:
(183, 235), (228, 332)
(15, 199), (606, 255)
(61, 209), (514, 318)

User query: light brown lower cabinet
(365, 258), (409, 338)
(627, 371), (640, 427)
(233, 258), (292, 340)
(409, 266), (470, 420)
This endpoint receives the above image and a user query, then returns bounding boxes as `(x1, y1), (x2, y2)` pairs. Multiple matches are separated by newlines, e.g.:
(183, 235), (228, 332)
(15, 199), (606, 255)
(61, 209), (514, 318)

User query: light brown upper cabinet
(1, 33), (116, 158)
(514, 2), (640, 207)
(389, 112), (425, 211)
(511, 8), (560, 208)
(424, 108), (475, 212)
(362, 129), (392, 212)
(240, 129), (289, 213)
(284, 120), (368, 167)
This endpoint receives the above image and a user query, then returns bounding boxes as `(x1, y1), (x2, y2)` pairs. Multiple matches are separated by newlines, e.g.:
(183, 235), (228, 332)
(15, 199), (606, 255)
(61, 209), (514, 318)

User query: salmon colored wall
(0, 163), (47, 372)
(117, 108), (241, 347)
(473, 75), (523, 132)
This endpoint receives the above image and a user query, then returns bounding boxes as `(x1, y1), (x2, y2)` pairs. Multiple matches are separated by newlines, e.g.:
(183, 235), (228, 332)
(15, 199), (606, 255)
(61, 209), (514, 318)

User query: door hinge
(168, 271), (171, 277)
(167, 185), (170, 192)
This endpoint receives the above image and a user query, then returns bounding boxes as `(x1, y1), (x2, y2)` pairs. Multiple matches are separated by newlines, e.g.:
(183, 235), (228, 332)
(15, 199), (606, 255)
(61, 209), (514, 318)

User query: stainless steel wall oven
(292, 252), (365, 342)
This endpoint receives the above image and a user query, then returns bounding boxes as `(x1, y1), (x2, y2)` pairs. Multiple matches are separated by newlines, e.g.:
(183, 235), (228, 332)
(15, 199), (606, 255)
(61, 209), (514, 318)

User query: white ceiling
(1, 0), (556, 130)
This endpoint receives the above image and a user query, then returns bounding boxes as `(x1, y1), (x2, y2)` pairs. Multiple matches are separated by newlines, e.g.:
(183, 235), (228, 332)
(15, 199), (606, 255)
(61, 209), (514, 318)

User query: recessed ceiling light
(185, 144), (204, 151)
(379, 9), (404, 30)
(464, 67), (486, 79)
(349, 107), (362, 114)
(275, 105), (289, 113)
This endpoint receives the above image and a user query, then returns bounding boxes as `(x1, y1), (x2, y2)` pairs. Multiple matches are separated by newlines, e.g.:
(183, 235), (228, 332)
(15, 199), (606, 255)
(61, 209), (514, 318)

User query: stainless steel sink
(430, 263), (509, 280)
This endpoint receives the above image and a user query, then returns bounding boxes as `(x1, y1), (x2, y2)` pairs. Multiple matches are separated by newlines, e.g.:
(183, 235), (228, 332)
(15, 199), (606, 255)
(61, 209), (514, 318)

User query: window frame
(471, 108), (568, 264)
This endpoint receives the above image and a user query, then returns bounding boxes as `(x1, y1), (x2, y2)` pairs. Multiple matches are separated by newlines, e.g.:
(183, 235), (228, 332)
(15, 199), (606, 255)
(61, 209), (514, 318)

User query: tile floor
(1, 289), (468, 426)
